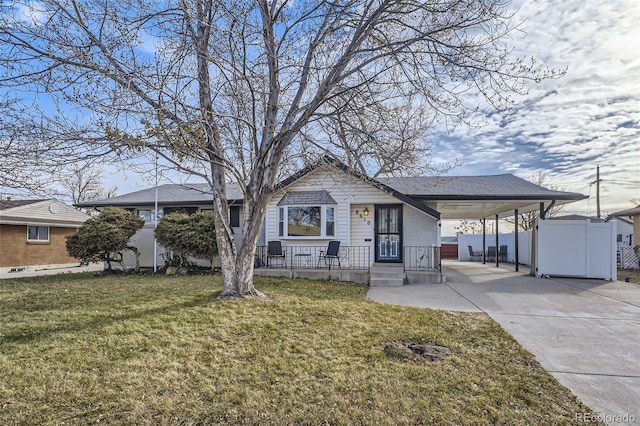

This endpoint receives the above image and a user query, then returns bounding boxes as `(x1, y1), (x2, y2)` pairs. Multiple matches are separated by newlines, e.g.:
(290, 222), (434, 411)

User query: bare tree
(455, 220), (484, 235)
(0, 0), (563, 298)
(58, 164), (118, 206)
(504, 171), (566, 231)
(300, 91), (455, 177)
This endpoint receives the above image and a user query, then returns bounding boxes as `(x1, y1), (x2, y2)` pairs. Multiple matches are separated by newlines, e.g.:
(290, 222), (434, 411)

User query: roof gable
(275, 157), (441, 220)
(0, 199), (45, 210)
(0, 199), (90, 226)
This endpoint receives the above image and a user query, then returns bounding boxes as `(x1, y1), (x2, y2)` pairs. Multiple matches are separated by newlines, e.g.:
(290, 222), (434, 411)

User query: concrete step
(369, 277), (405, 287)
(372, 262), (404, 268)
(405, 271), (446, 284)
(370, 270), (407, 280)
(369, 265), (406, 287)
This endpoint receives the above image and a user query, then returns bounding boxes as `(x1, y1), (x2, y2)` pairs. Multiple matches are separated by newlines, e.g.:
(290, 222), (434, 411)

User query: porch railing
(255, 245), (371, 270)
(403, 246), (441, 272)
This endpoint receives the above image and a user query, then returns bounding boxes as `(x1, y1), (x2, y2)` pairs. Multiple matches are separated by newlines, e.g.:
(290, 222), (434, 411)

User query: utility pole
(596, 165), (601, 219)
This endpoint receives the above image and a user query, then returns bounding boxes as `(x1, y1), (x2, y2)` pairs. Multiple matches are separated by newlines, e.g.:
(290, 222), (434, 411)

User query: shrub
(66, 208), (145, 271)
(154, 212), (218, 268)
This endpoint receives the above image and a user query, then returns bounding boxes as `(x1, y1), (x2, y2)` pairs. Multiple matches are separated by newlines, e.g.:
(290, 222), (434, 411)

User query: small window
(27, 226), (49, 242)
(278, 207), (284, 237)
(326, 207), (335, 236)
(617, 234), (623, 242)
(229, 206), (241, 228)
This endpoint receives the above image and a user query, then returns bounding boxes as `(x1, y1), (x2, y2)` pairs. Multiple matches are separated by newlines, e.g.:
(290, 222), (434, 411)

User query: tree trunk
(216, 194), (266, 299)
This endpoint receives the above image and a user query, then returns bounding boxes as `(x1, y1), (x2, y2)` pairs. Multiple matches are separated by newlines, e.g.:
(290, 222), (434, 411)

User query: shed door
(375, 205), (402, 263)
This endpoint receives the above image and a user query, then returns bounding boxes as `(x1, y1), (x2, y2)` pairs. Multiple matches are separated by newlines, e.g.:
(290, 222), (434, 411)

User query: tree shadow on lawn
(0, 291), (221, 347)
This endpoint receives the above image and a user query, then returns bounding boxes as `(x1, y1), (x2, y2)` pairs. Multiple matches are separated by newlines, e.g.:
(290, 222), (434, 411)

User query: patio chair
(487, 246), (497, 262)
(317, 240), (341, 270)
(467, 245), (482, 261)
(267, 241), (286, 268)
(499, 245), (508, 262)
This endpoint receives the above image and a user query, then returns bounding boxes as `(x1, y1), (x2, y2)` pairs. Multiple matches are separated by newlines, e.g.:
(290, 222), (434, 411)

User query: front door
(375, 205), (402, 263)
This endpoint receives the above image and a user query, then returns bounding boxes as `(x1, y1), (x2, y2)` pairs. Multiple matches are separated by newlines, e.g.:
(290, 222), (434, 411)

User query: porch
(253, 245), (443, 286)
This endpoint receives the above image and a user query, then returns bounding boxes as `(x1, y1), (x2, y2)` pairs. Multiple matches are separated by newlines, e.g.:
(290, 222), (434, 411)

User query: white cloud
(437, 0), (640, 215)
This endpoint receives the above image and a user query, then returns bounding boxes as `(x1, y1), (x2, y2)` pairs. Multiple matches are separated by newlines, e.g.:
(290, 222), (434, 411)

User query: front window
(138, 209), (163, 222)
(278, 206), (335, 238)
(27, 226), (49, 242)
(288, 206), (321, 236)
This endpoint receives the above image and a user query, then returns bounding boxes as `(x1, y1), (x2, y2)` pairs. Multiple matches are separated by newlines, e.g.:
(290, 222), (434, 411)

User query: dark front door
(375, 205), (402, 263)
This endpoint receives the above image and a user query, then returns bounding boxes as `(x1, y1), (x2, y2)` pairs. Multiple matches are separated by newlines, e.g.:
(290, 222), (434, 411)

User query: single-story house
(0, 199), (91, 275)
(609, 207), (639, 247)
(77, 157), (587, 285)
(605, 216), (634, 248)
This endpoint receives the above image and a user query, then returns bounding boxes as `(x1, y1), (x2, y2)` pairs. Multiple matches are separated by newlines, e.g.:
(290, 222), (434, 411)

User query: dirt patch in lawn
(381, 340), (452, 362)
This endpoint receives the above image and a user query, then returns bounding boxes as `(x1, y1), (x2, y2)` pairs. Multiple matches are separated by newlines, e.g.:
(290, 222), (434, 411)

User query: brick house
(0, 199), (90, 275)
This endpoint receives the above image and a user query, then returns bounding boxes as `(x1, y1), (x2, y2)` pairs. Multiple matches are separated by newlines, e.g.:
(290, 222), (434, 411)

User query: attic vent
(49, 204), (60, 214)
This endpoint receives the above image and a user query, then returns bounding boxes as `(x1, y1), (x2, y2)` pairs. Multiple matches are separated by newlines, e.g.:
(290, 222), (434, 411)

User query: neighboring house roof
(610, 205), (640, 218)
(606, 216), (633, 226)
(0, 199), (46, 210)
(277, 190), (337, 206)
(0, 199), (90, 227)
(549, 214), (605, 223)
(75, 183), (243, 208)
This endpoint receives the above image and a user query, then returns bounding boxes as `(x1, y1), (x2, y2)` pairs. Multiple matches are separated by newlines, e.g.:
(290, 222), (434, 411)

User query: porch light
(363, 206), (369, 217)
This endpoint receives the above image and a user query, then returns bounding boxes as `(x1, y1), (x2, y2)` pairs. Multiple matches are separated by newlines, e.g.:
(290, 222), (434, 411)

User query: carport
(380, 174), (588, 271)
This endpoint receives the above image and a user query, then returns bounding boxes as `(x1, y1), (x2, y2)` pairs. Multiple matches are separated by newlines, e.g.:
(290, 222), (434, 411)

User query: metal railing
(255, 245), (371, 270)
(403, 246), (441, 272)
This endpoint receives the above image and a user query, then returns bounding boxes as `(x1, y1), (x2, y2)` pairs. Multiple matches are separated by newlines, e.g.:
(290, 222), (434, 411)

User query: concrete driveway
(368, 261), (640, 425)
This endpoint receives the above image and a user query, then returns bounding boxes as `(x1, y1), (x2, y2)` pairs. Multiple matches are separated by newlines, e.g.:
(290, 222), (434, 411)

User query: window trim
(278, 205), (336, 239)
(27, 225), (50, 242)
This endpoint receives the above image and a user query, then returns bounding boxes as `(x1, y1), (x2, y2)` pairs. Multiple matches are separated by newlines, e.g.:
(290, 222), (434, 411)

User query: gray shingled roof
(378, 175), (586, 200)
(75, 183), (243, 208)
(0, 199), (45, 211)
(277, 190), (337, 206)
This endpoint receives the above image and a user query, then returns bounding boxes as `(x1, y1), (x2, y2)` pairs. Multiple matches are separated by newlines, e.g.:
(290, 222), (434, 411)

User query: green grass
(0, 273), (599, 425)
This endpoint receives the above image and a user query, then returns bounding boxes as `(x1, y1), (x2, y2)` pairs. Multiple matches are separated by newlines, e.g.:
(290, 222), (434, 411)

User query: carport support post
(514, 209), (519, 272)
(482, 218), (486, 264)
(495, 214), (499, 267)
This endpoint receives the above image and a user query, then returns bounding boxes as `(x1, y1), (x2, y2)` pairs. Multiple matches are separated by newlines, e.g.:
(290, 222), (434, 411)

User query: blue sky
(102, 0), (639, 218)
(429, 0), (640, 217)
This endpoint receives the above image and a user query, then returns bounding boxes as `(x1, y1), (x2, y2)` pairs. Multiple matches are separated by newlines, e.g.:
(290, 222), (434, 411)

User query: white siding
(267, 168), (399, 248)
(0, 200), (89, 227)
(266, 167), (439, 266)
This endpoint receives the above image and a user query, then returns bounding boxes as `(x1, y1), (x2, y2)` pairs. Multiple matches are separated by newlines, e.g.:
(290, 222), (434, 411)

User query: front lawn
(0, 274), (598, 424)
